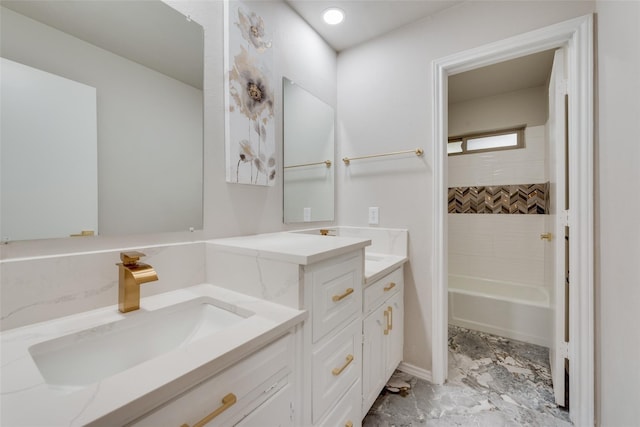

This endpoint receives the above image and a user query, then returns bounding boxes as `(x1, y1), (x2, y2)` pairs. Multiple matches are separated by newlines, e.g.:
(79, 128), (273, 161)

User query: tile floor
(363, 326), (571, 426)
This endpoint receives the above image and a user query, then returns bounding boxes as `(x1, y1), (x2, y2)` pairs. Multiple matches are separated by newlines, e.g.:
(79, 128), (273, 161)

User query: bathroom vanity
(0, 227), (407, 426)
(0, 285), (306, 426)
(207, 226), (408, 426)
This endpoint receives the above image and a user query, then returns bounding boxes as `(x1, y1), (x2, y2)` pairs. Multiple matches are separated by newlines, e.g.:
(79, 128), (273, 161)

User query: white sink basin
(28, 297), (252, 387)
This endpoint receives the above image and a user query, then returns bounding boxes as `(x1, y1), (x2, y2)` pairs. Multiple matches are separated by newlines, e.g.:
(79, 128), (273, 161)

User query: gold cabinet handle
(332, 354), (354, 376)
(181, 393), (237, 427)
(383, 282), (396, 292)
(332, 287), (354, 302)
(388, 306), (393, 331)
(383, 309), (390, 335)
(540, 232), (553, 241)
(345, 422), (354, 427)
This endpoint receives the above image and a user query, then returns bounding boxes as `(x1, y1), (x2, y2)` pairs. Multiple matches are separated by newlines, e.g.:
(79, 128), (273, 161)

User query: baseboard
(397, 362), (432, 383)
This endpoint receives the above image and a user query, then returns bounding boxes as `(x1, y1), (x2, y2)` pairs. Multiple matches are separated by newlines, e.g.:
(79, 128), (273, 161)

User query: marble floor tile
(363, 326), (571, 427)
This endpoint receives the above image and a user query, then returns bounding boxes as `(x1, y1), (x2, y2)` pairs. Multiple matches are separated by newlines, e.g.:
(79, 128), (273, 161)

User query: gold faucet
(117, 251), (158, 313)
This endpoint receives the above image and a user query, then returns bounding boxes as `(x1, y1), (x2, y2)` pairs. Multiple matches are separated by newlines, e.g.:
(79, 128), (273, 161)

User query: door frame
(431, 14), (594, 426)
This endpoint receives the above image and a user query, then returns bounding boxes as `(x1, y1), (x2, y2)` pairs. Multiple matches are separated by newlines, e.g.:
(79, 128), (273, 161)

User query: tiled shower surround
(448, 183), (549, 214)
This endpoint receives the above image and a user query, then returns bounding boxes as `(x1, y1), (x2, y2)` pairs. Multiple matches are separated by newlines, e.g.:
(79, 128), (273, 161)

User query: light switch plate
(303, 207), (311, 222)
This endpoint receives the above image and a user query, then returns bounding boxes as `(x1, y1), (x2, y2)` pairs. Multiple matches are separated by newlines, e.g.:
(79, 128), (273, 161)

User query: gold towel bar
(342, 148), (423, 165)
(284, 160), (332, 169)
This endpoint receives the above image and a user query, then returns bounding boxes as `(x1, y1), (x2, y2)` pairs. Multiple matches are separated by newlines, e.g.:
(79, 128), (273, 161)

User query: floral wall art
(225, 1), (276, 186)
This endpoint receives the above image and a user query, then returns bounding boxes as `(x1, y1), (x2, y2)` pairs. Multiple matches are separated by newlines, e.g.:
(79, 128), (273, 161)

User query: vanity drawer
(364, 267), (403, 315)
(316, 379), (361, 427)
(312, 318), (361, 423)
(131, 333), (293, 427)
(311, 254), (362, 343)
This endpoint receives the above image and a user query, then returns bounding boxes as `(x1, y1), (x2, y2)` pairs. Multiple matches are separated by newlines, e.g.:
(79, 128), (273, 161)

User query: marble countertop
(208, 232), (371, 265)
(364, 252), (408, 285)
(0, 284), (306, 427)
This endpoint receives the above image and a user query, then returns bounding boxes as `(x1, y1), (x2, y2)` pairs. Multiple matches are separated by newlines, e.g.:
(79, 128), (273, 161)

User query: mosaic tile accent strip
(448, 183), (549, 214)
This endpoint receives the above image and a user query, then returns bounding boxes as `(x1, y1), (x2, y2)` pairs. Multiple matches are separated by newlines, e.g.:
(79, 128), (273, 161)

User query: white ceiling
(285, 1), (555, 101)
(449, 49), (556, 103)
(285, 0), (464, 52)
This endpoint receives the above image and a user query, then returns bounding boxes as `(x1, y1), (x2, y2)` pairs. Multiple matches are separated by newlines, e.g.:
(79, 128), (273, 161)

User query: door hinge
(562, 209), (570, 227)
(290, 402), (294, 421)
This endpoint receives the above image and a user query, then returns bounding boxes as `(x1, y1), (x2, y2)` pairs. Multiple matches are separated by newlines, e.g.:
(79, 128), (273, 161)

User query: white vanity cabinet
(362, 267), (404, 414)
(129, 333), (295, 427)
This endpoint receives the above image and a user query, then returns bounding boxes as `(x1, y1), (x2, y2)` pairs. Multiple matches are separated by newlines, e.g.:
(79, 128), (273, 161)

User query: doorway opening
(431, 14), (594, 427)
(446, 47), (569, 421)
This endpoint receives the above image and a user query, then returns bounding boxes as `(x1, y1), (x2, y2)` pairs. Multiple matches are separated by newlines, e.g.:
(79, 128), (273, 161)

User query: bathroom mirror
(0, 0), (204, 241)
(283, 78), (335, 223)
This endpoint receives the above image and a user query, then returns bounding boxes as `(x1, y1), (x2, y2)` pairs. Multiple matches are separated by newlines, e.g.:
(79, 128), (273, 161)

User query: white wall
(337, 0), (594, 376)
(449, 85), (547, 136)
(594, 1), (640, 426)
(0, 1), (337, 330)
(178, 0), (338, 240)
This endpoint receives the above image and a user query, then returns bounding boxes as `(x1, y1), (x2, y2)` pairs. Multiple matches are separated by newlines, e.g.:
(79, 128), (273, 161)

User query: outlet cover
(368, 207), (379, 225)
(303, 207), (311, 222)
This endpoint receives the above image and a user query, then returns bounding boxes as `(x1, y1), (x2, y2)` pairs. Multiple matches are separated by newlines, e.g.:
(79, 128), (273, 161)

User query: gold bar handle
(332, 354), (354, 376)
(540, 232), (553, 241)
(332, 288), (354, 302)
(384, 309), (390, 335)
(345, 422), (354, 427)
(181, 393), (237, 427)
(383, 282), (396, 292)
(388, 306), (393, 331)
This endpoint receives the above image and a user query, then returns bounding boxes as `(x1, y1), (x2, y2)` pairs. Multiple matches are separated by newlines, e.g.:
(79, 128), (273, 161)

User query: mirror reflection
(0, 0), (204, 241)
(283, 78), (335, 223)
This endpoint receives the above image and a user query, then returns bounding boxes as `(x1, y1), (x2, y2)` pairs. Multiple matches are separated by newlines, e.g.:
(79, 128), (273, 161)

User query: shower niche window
(448, 126), (524, 155)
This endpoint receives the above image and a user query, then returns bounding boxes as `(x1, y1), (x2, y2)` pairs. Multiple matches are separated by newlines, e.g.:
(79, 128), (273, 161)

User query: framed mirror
(282, 78), (335, 223)
(0, 0), (204, 241)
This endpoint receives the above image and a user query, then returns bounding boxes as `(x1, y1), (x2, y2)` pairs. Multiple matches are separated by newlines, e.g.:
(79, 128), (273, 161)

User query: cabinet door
(362, 305), (387, 414)
(385, 290), (404, 379)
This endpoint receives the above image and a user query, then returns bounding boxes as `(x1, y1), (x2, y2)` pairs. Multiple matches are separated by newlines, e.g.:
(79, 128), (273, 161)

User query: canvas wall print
(225, 0), (276, 186)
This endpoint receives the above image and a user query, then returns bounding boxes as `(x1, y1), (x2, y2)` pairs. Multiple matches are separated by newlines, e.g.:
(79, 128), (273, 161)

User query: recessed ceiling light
(323, 8), (344, 25)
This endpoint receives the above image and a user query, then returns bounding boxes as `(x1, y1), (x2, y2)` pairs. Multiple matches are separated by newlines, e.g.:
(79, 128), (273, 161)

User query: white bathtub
(448, 275), (552, 347)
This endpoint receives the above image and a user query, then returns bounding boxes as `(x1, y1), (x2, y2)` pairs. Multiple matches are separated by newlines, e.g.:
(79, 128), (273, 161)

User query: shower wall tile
(448, 182), (549, 214)
(448, 125), (546, 187)
(448, 214), (546, 288)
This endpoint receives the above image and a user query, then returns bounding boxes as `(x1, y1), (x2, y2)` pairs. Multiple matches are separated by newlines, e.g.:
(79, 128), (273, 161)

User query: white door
(545, 48), (568, 407)
(1, 58), (98, 241)
(385, 290), (404, 379)
(362, 306), (387, 413)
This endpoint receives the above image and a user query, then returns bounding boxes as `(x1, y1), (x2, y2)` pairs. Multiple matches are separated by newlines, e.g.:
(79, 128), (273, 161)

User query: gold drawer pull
(345, 421), (354, 427)
(388, 306), (393, 331)
(383, 282), (396, 292)
(181, 393), (237, 427)
(332, 354), (354, 376)
(332, 287), (354, 302)
(384, 309), (390, 335)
